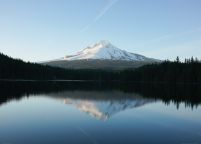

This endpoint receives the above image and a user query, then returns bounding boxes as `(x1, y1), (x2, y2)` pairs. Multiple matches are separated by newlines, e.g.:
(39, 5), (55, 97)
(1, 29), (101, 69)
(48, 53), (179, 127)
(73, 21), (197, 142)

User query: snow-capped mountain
(63, 40), (150, 61)
(42, 41), (159, 70)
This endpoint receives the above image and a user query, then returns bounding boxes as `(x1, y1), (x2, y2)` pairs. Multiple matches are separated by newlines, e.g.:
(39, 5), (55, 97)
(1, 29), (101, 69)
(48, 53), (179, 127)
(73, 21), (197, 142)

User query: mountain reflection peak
(59, 91), (154, 120)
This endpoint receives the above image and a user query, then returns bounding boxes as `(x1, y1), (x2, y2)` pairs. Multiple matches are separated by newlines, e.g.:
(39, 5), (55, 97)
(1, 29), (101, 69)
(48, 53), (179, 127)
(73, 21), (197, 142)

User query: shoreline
(0, 79), (201, 85)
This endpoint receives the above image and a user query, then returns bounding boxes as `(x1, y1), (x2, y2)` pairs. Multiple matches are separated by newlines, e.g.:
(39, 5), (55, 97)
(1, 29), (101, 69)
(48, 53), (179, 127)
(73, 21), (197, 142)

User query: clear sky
(0, 0), (201, 62)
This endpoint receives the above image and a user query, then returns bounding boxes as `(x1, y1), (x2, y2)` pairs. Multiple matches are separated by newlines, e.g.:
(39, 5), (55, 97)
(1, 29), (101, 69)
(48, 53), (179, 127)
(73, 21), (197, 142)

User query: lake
(0, 81), (201, 144)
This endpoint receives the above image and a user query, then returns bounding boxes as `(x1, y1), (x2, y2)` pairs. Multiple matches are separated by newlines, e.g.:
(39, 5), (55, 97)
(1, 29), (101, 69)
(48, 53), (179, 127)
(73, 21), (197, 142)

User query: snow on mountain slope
(62, 40), (153, 61)
(42, 40), (160, 70)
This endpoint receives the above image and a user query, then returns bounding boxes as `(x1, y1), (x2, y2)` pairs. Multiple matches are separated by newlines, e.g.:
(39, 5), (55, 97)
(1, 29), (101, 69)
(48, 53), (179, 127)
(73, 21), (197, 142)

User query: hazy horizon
(0, 0), (201, 62)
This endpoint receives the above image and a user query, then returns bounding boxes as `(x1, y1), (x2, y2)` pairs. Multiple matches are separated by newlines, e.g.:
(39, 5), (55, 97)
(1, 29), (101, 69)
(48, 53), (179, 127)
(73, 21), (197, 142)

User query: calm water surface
(0, 82), (201, 144)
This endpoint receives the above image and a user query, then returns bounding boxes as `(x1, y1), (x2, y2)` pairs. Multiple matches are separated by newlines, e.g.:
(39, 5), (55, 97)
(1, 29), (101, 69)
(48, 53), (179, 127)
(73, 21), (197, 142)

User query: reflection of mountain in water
(49, 91), (154, 120)
(63, 98), (152, 120)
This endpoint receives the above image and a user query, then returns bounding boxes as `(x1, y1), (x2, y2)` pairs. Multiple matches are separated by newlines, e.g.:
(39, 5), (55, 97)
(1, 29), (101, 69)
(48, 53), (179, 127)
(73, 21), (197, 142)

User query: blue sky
(0, 0), (201, 62)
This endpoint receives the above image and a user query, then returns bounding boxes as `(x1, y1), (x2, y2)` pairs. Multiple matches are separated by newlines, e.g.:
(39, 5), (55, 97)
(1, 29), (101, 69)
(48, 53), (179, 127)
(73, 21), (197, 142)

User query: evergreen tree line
(121, 57), (201, 83)
(0, 53), (201, 83)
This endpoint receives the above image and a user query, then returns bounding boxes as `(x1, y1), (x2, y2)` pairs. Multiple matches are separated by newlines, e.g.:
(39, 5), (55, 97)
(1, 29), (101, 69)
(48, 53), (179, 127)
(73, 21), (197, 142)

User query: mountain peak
(95, 40), (113, 48)
(43, 41), (160, 69)
(85, 40), (116, 51)
(64, 41), (152, 61)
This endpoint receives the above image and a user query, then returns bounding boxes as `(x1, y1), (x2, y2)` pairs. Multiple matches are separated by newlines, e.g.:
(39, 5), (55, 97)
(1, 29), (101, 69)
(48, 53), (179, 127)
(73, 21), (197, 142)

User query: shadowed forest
(0, 53), (201, 83)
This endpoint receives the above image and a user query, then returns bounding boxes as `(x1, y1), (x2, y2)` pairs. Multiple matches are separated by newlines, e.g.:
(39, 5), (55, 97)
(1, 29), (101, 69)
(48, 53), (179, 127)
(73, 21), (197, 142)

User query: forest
(0, 52), (201, 83)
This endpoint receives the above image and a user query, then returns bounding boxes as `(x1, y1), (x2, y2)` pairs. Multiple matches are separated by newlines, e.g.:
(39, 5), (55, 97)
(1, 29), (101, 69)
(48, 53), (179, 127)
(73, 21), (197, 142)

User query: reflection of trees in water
(0, 81), (200, 109)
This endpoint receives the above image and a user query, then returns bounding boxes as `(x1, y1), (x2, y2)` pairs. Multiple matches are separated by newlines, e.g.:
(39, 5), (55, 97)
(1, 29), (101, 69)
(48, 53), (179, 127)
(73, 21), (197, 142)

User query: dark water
(0, 81), (201, 144)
